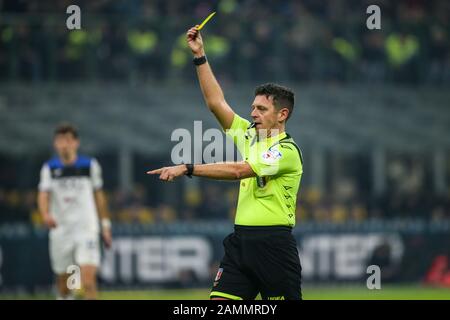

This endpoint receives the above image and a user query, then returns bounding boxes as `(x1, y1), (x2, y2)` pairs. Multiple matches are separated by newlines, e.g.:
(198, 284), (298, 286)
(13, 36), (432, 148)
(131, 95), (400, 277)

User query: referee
(147, 26), (303, 300)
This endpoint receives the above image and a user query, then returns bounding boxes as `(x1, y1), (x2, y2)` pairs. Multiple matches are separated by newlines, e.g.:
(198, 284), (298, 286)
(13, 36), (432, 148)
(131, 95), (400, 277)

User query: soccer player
(37, 123), (112, 300)
(147, 26), (303, 300)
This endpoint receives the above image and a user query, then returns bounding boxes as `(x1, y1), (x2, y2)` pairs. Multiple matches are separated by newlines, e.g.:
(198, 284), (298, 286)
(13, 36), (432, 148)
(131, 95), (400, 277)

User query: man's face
(54, 133), (79, 159)
(251, 95), (287, 135)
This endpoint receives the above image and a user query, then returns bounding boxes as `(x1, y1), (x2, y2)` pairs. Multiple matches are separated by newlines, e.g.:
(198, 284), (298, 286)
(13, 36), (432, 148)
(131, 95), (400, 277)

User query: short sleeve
(38, 164), (52, 191)
(225, 114), (251, 155)
(247, 144), (302, 177)
(90, 158), (103, 190)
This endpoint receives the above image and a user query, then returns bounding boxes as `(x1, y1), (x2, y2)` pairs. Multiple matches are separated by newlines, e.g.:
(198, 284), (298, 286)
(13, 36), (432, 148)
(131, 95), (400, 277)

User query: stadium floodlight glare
(196, 12), (216, 30)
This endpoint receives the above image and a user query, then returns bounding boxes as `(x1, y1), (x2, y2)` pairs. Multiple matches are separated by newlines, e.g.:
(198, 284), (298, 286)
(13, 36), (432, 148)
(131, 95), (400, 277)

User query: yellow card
(196, 12), (216, 30)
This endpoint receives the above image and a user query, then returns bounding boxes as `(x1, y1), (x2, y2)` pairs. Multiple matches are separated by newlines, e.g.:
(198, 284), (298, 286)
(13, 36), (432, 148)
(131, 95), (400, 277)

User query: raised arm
(187, 26), (235, 130)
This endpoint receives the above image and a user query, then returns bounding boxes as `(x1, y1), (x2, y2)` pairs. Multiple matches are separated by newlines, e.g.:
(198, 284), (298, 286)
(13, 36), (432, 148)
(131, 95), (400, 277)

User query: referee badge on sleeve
(261, 149), (282, 164)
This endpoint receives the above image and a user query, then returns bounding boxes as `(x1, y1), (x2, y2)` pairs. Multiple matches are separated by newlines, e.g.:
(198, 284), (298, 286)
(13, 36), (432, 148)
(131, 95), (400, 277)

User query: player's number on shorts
(67, 265), (81, 290)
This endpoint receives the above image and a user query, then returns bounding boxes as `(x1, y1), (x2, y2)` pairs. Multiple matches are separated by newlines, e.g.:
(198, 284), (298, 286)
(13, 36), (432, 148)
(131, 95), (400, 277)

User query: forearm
(94, 190), (113, 247)
(194, 50), (226, 109)
(37, 192), (50, 216)
(94, 190), (110, 221)
(191, 162), (255, 180)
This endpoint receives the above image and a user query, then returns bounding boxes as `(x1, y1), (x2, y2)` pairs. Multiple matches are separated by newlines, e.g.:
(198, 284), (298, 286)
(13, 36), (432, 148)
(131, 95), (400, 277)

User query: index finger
(147, 168), (163, 175)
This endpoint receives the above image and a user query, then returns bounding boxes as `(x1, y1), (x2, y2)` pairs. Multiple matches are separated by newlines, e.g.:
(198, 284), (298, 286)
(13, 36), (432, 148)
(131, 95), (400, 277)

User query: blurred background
(0, 0), (449, 298)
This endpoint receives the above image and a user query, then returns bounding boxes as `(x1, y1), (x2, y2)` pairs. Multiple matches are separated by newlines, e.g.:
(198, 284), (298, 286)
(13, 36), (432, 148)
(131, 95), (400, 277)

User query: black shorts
(210, 225), (302, 300)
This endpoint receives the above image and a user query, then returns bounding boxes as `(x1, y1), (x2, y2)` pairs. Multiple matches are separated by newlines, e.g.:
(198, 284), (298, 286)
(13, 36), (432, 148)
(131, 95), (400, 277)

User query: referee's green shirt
(226, 114), (303, 227)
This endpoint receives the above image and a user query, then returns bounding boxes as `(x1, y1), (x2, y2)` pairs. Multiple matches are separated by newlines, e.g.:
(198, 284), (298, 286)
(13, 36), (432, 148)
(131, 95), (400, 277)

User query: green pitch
(1, 285), (449, 300)
(101, 285), (449, 300)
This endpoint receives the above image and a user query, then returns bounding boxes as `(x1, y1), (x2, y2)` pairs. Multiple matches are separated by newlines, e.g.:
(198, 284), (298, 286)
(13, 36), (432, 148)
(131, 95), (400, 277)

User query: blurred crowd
(1, 152), (449, 226)
(0, 0), (449, 84)
(0, 0), (449, 226)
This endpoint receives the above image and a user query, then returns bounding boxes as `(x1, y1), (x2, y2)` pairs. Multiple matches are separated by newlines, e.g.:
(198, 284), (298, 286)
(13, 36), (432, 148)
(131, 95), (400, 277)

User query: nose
(251, 108), (258, 119)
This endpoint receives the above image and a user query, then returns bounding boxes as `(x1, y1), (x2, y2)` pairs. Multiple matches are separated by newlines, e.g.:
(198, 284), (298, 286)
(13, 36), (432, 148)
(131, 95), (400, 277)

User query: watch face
(256, 176), (267, 188)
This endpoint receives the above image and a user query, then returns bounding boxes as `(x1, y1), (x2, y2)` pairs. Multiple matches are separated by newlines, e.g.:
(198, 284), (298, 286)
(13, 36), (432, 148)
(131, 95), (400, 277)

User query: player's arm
(91, 158), (112, 249)
(94, 190), (110, 223)
(37, 164), (56, 228)
(187, 26), (235, 130)
(37, 191), (56, 228)
(147, 162), (256, 181)
(94, 190), (112, 249)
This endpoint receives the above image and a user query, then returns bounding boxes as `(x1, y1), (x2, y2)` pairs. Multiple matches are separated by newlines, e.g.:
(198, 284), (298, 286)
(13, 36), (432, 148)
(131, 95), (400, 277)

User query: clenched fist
(187, 25), (205, 57)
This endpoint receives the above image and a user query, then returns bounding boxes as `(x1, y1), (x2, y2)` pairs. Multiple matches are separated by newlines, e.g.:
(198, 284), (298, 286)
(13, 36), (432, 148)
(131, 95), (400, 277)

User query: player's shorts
(49, 232), (100, 274)
(210, 225), (302, 300)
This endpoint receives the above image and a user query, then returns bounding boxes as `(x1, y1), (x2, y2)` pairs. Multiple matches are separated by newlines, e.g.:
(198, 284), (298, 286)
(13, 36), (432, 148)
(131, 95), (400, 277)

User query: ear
(278, 108), (289, 122)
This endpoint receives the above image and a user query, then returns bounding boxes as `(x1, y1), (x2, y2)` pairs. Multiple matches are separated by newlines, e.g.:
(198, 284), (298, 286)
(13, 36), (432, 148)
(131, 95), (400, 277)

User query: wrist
(180, 164), (188, 175)
(193, 50), (205, 58)
(101, 218), (111, 230)
(185, 164), (194, 178)
(193, 55), (207, 66)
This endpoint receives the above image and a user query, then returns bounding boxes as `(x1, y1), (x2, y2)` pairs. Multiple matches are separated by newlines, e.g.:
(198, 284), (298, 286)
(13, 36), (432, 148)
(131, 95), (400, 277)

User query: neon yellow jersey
(226, 114), (303, 227)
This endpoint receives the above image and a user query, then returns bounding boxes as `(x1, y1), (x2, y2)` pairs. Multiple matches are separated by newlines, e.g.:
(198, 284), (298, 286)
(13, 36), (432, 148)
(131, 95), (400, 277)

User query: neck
(257, 124), (285, 140)
(60, 153), (77, 165)
(269, 126), (285, 138)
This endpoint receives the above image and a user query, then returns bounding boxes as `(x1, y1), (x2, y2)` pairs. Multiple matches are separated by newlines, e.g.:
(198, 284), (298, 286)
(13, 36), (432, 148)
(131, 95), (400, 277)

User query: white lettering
(366, 5), (381, 30)
(66, 265), (81, 290)
(66, 5), (81, 30)
(367, 265), (381, 289)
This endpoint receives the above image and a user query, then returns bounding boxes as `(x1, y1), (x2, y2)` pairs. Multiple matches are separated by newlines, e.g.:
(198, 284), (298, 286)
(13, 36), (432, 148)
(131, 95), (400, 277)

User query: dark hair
(254, 83), (295, 120)
(54, 122), (79, 139)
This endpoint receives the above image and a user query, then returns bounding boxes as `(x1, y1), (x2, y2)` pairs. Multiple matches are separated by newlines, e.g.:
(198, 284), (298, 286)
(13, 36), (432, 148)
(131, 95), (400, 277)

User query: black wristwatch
(185, 164), (194, 178)
(193, 55), (207, 66)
